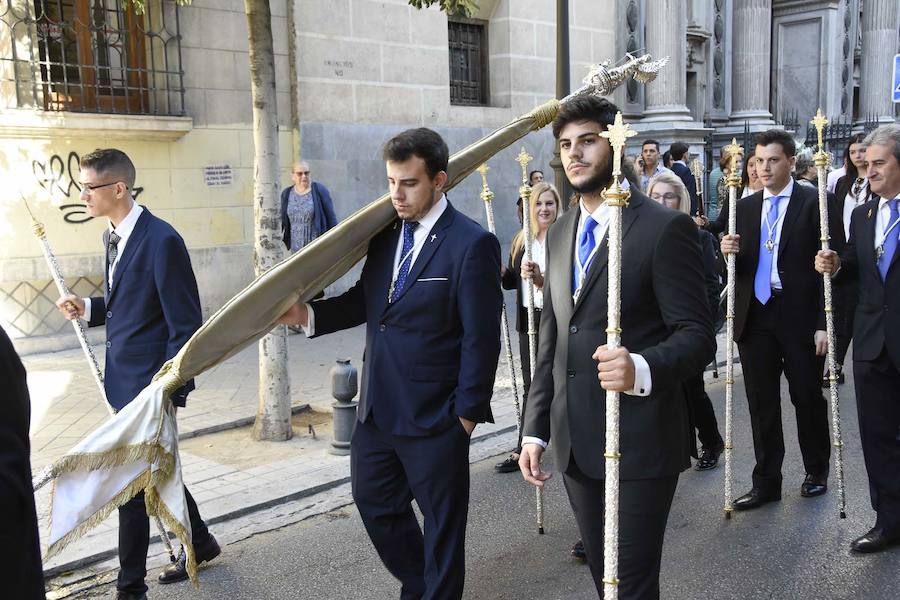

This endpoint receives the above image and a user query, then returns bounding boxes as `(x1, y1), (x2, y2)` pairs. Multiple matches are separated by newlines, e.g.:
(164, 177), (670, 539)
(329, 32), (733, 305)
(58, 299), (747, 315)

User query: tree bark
(245, 0), (291, 441)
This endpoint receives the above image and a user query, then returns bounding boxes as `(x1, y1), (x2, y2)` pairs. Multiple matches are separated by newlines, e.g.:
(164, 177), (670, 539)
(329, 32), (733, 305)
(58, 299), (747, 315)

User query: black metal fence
(1, 0), (185, 116)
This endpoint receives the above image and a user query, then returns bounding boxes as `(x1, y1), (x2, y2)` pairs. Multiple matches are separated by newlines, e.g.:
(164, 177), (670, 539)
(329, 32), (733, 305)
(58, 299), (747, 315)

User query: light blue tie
(573, 216), (599, 292)
(754, 196), (782, 304)
(391, 221), (418, 302)
(878, 199), (899, 282)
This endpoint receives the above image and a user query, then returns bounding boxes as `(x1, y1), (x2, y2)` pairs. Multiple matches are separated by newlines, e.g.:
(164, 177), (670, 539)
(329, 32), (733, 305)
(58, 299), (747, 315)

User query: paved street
(53, 356), (900, 600)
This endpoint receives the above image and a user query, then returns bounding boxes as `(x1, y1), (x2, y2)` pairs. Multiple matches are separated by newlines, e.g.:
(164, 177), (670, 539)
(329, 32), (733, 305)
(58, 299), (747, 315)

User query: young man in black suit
(518, 96), (715, 599)
(720, 130), (842, 511)
(816, 123), (900, 554)
(669, 141), (700, 215)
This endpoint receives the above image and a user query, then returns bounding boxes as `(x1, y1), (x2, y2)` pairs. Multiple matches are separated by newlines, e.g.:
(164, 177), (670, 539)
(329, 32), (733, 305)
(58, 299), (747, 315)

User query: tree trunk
(286, 0), (301, 163)
(245, 0), (291, 441)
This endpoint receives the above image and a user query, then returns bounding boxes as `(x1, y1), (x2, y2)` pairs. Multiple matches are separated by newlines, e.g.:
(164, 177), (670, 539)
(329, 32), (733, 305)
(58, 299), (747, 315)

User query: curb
(178, 403), (310, 441)
(43, 423), (518, 578)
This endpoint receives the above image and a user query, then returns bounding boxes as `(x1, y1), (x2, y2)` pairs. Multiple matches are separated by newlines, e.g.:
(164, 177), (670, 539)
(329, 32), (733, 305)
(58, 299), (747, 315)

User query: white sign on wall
(204, 165), (233, 187)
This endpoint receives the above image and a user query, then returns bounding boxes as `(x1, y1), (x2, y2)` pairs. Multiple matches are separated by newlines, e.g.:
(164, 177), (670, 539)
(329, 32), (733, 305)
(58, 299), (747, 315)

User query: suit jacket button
(569, 325), (578, 334)
(106, 341), (111, 348)
(567, 369), (575, 378)
(106, 311), (112, 319)
(379, 323), (386, 331)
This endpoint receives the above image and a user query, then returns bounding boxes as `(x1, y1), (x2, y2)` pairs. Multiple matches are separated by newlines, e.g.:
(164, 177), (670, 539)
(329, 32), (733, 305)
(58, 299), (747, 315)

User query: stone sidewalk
(27, 318), (734, 594)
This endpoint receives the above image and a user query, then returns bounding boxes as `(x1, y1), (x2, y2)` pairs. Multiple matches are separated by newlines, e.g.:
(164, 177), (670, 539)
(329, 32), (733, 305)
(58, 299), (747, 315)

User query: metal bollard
(329, 358), (358, 455)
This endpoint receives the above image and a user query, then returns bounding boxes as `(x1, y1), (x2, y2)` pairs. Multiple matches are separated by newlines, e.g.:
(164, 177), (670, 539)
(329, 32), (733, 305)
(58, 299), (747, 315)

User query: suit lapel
(389, 203), (455, 305)
(108, 209), (150, 304)
(776, 185), (803, 262)
(743, 192), (764, 272)
(550, 208), (578, 324)
(102, 230), (111, 302)
(857, 199), (879, 275)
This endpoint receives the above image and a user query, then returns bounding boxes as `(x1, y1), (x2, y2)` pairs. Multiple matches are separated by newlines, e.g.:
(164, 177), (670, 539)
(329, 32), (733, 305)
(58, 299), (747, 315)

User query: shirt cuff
(301, 303), (315, 336)
(83, 298), (92, 322)
(521, 435), (547, 449)
(628, 353), (652, 396)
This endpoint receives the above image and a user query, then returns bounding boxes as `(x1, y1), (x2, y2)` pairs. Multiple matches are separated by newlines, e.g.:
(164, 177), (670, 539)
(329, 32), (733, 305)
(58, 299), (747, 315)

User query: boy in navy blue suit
(280, 128), (502, 599)
(57, 149), (219, 600)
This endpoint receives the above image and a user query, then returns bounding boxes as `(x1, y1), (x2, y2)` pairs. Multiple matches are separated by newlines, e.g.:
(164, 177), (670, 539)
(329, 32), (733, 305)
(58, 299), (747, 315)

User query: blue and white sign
(894, 54), (900, 103)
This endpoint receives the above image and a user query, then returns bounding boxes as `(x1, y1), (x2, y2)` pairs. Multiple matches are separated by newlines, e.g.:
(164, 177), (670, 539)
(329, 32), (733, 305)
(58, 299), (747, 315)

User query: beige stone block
(133, 169), (175, 211)
(508, 19), (536, 56)
(297, 80), (355, 123)
(421, 87), (451, 124)
(170, 129), (242, 170)
(272, 16), (289, 56)
(206, 89), (253, 126)
(510, 57), (555, 94)
(574, 0), (613, 30)
(355, 84), (422, 124)
(297, 36), (381, 81)
(534, 22), (555, 59)
(108, 141), (171, 171)
(382, 46), (447, 86)
(269, 0), (288, 18)
(181, 7), (247, 53)
(169, 168), (211, 209)
(296, 0), (352, 37)
(508, 0), (554, 20)
(184, 89), (208, 128)
(237, 129), (255, 169)
(490, 55), (512, 101)
(208, 207), (246, 245)
(571, 27), (593, 63)
(488, 18), (510, 55)
(351, 1), (411, 44)
(165, 208), (212, 247)
(591, 31), (616, 63)
(278, 129), (294, 169)
(409, 5), (448, 47)
(182, 48), (238, 91)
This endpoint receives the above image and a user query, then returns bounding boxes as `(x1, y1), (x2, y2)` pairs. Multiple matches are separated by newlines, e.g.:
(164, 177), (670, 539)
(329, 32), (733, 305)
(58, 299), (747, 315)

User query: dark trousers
(853, 351), (900, 533)
(351, 417), (470, 600)
(515, 310), (541, 450)
(737, 296), (831, 493)
(683, 373), (724, 453)
(563, 454), (678, 600)
(117, 487), (209, 594)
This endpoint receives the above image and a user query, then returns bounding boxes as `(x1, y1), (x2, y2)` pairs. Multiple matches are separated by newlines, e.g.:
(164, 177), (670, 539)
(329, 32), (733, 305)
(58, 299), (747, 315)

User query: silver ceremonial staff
(24, 200), (179, 563)
(721, 138), (743, 519)
(810, 109), (847, 519)
(599, 112), (636, 600)
(477, 163), (524, 467)
(515, 148), (545, 535)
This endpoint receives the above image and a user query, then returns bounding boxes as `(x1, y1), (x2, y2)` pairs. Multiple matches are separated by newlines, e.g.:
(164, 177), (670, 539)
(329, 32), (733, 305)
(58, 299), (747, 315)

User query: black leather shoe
(571, 539), (586, 561)
(800, 474), (828, 497)
(732, 488), (780, 511)
(695, 445), (724, 471)
(850, 527), (900, 554)
(494, 454), (520, 473)
(116, 593), (147, 600)
(158, 534), (221, 584)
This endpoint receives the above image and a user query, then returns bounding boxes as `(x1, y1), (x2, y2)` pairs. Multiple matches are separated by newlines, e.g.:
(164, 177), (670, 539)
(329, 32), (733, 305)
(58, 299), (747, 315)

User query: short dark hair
(551, 95), (618, 139)
(670, 142), (689, 161)
(80, 148), (136, 188)
(382, 127), (449, 179)
(642, 139), (660, 151)
(753, 129), (796, 157)
(528, 169), (543, 181)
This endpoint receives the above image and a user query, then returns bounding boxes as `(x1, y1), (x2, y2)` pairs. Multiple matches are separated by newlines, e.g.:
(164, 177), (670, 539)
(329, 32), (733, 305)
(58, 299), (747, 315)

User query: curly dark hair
(551, 95), (619, 139)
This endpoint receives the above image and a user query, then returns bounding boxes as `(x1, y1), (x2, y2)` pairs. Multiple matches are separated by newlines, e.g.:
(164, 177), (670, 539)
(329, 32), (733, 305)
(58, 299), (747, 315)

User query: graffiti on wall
(32, 151), (144, 224)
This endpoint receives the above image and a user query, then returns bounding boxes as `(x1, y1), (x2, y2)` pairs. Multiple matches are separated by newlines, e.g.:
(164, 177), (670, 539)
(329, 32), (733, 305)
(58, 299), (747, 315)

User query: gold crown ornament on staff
(690, 158), (704, 215)
(720, 137), (743, 520)
(598, 112), (636, 600)
(810, 108), (847, 520)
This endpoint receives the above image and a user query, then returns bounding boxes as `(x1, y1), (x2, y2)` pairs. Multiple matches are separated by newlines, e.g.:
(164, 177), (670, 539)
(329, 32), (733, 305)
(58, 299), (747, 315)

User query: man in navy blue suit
(56, 149), (219, 600)
(669, 142), (700, 215)
(280, 128), (502, 599)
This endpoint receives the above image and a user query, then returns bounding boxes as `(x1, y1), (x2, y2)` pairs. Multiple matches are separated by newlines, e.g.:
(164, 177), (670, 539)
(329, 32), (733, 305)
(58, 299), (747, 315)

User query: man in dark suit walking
(279, 128), (502, 599)
(0, 327), (45, 599)
(720, 130), (841, 511)
(816, 123), (900, 554)
(518, 96), (715, 599)
(669, 142), (700, 215)
(56, 149), (219, 600)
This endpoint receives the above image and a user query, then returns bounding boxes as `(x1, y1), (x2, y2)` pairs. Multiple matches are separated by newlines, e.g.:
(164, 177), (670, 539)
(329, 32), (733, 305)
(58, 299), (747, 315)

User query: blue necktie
(754, 195), (782, 304)
(573, 216), (599, 292)
(878, 199), (899, 281)
(391, 221), (419, 302)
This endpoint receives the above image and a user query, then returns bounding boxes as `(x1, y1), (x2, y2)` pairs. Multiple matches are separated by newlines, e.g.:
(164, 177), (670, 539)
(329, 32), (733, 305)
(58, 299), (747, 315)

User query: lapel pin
(430, 234), (437, 242)
(867, 208), (874, 219)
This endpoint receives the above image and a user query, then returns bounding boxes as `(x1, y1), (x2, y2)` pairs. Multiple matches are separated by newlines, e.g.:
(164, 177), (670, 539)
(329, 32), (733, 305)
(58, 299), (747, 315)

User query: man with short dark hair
(529, 169), (544, 185)
(816, 123), (900, 554)
(669, 141), (700, 215)
(519, 96), (714, 598)
(721, 129), (842, 512)
(279, 127), (502, 599)
(638, 139), (671, 192)
(56, 148), (219, 600)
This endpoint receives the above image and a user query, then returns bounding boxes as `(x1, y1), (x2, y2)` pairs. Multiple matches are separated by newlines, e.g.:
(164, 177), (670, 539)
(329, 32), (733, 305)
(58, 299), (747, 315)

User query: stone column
(858, 0), (900, 123)
(642, 0), (692, 122)
(730, 0), (773, 124)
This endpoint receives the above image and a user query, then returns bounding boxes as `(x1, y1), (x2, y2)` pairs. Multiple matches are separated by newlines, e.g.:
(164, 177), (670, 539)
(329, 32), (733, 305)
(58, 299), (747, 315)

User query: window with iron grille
(448, 17), (488, 106)
(1, 0), (185, 116)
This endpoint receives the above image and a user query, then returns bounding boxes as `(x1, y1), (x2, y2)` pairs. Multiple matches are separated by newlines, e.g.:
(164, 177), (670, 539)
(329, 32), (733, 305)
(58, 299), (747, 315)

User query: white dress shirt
(826, 166), (845, 194)
(760, 180), (793, 290)
(521, 198), (652, 451)
(842, 178), (868, 242)
(874, 193), (900, 250)
(82, 202), (143, 322)
(303, 195), (448, 335)
(526, 236), (547, 310)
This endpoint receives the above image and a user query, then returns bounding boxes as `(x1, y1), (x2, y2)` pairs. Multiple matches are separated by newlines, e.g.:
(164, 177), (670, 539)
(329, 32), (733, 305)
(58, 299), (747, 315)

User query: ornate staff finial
(811, 108), (830, 168)
(690, 158), (704, 197)
(516, 147), (534, 200)
(600, 112), (636, 207)
(723, 137), (744, 187)
(562, 53), (670, 103)
(477, 163), (494, 204)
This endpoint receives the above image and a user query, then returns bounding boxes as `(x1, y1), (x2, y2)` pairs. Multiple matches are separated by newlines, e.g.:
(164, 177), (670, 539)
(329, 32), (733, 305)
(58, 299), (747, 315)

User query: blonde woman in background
(648, 172), (725, 470)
